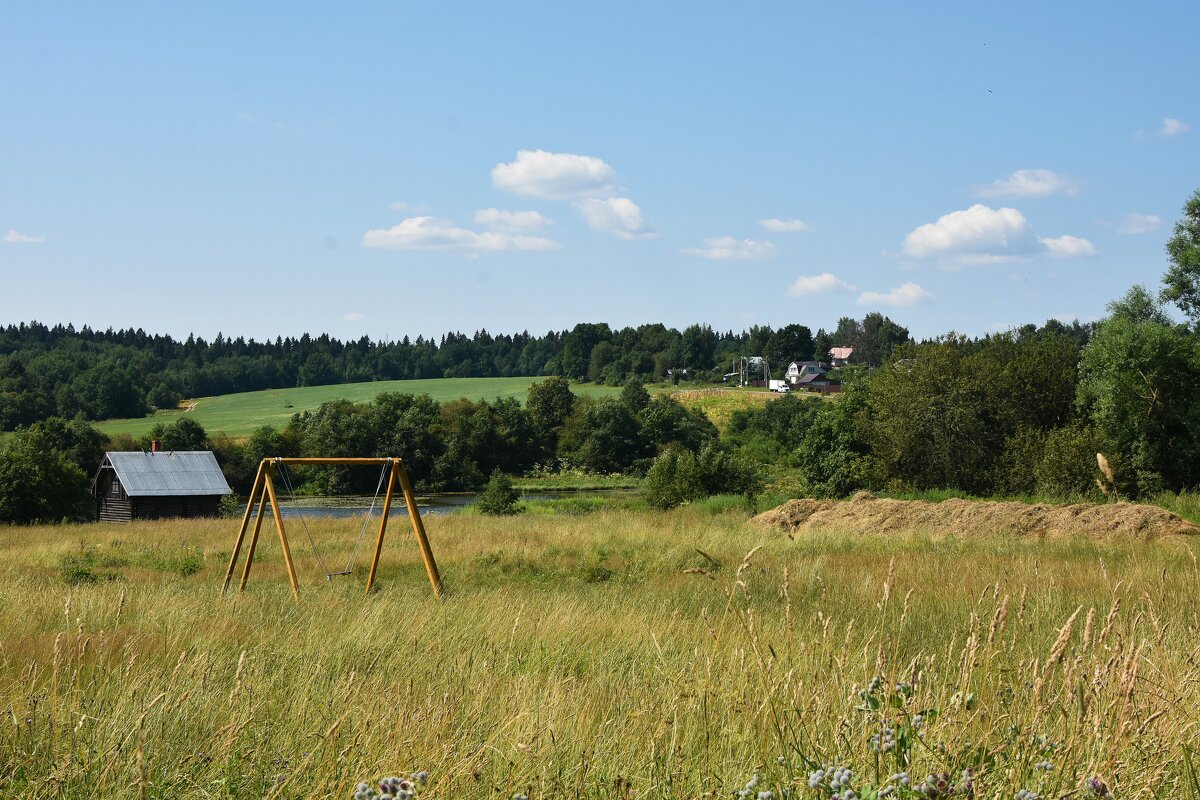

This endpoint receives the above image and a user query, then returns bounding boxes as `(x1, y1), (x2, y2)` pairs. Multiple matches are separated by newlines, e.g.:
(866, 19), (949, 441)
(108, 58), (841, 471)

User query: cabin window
(110, 480), (120, 497)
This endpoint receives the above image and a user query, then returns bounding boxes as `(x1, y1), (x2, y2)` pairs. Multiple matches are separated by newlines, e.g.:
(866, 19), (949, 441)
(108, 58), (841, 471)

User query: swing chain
(273, 457), (391, 581)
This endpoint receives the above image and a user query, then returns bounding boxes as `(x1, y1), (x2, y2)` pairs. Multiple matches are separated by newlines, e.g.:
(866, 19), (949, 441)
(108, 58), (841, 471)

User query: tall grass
(1, 511), (1198, 798)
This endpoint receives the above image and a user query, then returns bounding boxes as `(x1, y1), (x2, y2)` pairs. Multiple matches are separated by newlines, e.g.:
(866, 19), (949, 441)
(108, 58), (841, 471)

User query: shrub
(218, 493), (245, 519)
(643, 443), (762, 510)
(476, 469), (521, 516)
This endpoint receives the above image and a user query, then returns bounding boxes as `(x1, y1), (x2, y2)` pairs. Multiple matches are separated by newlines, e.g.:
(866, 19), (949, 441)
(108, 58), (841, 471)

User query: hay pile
(752, 493), (1200, 539)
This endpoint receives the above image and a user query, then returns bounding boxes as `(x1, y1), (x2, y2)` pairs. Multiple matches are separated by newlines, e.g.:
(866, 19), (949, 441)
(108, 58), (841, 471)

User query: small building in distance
(785, 360), (831, 384)
(93, 450), (232, 522)
(829, 346), (854, 367)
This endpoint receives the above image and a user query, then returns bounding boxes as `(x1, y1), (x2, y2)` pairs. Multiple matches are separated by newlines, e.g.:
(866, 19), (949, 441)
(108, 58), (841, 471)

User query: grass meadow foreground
(1, 508), (1199, 799)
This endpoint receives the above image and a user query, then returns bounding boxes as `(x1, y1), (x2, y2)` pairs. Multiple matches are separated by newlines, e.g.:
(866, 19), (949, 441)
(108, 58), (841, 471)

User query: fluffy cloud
(978, 169), (1078, 198)
(577, 197), (655, 239)
(684, 236), (776, 260)
(491, 150), (616, 199)
(343, 312), (365, 322)
(1116, 212), (1162, 235)
(362, 216), (559, 252)
(474, 208), (552, 231)
(788, 273), (857, 297)
(3, 229), (44, 243)
(903, 204), (1040, 264)
(1162, 117), (1191, 136)
(1040, 234), (1097, 258)
(760, 217), (813, 233)
(857, 282), (932, 307)
(903, 204), (1092, 265)
(492, 149), (655, 239)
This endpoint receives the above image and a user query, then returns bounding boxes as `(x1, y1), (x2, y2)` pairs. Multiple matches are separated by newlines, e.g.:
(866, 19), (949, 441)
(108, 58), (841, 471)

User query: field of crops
(2, 507), (1198, 798)
(93, 377), (657, 440)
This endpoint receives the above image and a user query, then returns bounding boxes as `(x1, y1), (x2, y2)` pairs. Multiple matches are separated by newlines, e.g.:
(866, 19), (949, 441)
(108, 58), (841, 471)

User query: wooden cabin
(93, 451), (232, 522)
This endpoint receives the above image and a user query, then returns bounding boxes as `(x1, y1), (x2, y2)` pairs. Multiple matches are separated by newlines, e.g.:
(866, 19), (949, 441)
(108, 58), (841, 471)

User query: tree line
(0, 314), (913, 431)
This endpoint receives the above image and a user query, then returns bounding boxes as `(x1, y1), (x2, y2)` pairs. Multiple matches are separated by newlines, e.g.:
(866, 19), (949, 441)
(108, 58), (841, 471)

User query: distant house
(793, 371), (843, 394)
(829, 347), (854, 367)
(785, 360), (830, 385)
(93, 451), (232, 523)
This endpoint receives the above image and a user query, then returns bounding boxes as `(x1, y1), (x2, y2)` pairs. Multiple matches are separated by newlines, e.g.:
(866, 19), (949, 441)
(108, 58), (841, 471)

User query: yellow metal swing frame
(221, 457), (443, 601)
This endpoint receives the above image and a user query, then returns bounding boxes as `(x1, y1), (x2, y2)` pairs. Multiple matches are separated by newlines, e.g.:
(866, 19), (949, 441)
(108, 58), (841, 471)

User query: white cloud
(978, 169), (1078, 198)
(684, 236), (776, 260)
(1116, 212), (1163, 235)
(760, 217), (813, 233)
(857, 282), (932, 307)
(1040, 234), (1097, 258)
(473, 208), (552, 231)
(1162, 117), (1191, 136)
(491, 149), (616, 200)
(903, 204), (1092, 265)
(3, 229), (44, 244)
(903, 204), (1040, 264)
(577, 197), (655, 239)
(362, 216), (559, 252)
(343, 312), (365, 322)
(788, 272), (857, 297)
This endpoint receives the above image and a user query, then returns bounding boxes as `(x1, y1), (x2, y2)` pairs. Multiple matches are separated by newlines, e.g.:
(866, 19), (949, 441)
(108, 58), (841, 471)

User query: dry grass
(1, 510), (1199, 798)
(672, 389), (791, 433)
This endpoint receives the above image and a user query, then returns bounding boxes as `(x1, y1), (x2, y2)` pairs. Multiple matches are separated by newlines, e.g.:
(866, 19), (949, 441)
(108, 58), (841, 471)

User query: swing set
(221, 457), (443, 601)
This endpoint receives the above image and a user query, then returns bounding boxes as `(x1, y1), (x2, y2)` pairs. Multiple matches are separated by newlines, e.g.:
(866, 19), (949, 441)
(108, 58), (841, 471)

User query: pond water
(275, 488), (634, 518)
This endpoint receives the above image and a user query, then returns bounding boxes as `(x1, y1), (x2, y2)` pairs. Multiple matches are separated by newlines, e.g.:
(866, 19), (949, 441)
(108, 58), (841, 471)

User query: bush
(642, 443), (763, 510)
(219, 493), (245, 519)
(476, 469), (522, 516)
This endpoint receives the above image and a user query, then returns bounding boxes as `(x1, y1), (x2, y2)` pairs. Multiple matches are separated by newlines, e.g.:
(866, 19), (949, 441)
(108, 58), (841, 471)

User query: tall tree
(1160, 188), (1200, 325)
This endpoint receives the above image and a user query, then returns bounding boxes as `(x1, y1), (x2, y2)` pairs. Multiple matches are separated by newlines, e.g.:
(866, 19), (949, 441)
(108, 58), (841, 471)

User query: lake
(275, 488), (634, 518)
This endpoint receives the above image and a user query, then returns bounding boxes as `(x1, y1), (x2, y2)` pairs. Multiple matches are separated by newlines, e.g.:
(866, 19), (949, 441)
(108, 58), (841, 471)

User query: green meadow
(94, 377), (653, 440)
(2, 507), (1197, 798)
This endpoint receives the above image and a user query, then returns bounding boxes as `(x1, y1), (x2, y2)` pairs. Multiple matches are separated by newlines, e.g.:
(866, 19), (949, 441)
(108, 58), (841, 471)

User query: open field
(673, 388), (823, 433)
(2, 507), (1199, 798)
(94, 377), (661, 440)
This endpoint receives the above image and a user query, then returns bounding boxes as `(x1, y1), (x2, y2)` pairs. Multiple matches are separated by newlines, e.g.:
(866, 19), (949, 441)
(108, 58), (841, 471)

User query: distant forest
(0, 312), (1052, 431)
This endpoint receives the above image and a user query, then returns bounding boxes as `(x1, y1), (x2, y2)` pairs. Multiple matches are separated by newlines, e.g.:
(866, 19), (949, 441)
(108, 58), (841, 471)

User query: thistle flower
(1086, 778), (1111, 798)
(1015, 790), (1040, 800)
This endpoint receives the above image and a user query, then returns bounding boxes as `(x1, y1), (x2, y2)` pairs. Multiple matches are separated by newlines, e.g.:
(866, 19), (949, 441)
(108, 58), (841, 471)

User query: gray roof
(101, 451), (232, 496)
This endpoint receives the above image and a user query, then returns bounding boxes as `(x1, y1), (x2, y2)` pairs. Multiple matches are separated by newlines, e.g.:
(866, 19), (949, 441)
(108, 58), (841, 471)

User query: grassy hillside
(2, 509), (1197, 798)
(94, 377), (648, 439)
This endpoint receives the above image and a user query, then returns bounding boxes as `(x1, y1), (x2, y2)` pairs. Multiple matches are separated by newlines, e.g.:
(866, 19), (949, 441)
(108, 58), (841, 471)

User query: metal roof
(101, 451), (232, 497)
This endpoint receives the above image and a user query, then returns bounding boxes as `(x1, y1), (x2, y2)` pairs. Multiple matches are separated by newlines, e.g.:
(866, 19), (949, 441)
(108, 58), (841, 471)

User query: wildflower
(1086, 778), (1111, 798)
(829, 766), (853, 792)
(758, 792), (775, 800)
(1014, 791), (1040, 800)
(413, 771), (429, 786)
(890, 772), (910, 786)
(512, 795), (529, 800)
(923, 773), (950, 798)
(870, 725), (897, 752)
(911, 714), (925, 727)
(959, 768), (974, 796)
(1035, 761), (1053, 771)
(808, 769), (826, 789)
(777, 755), (787, 765)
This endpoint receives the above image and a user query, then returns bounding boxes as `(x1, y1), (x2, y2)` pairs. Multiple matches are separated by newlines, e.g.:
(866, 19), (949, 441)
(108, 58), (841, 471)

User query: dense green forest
(0, 312), (920, 430)
(1, 188), (1198, 524)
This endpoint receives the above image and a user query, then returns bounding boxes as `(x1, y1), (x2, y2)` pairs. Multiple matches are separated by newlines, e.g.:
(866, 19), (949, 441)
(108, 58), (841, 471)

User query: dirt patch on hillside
(752, 494), (1199, 540)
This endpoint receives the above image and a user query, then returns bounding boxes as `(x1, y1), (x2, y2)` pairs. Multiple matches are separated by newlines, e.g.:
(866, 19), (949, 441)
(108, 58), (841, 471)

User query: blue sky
(1, 2), (1197, 342)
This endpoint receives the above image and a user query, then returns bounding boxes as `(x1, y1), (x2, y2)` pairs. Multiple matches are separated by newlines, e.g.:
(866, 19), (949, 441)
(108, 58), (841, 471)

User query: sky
(1, 2), (1197, 343)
